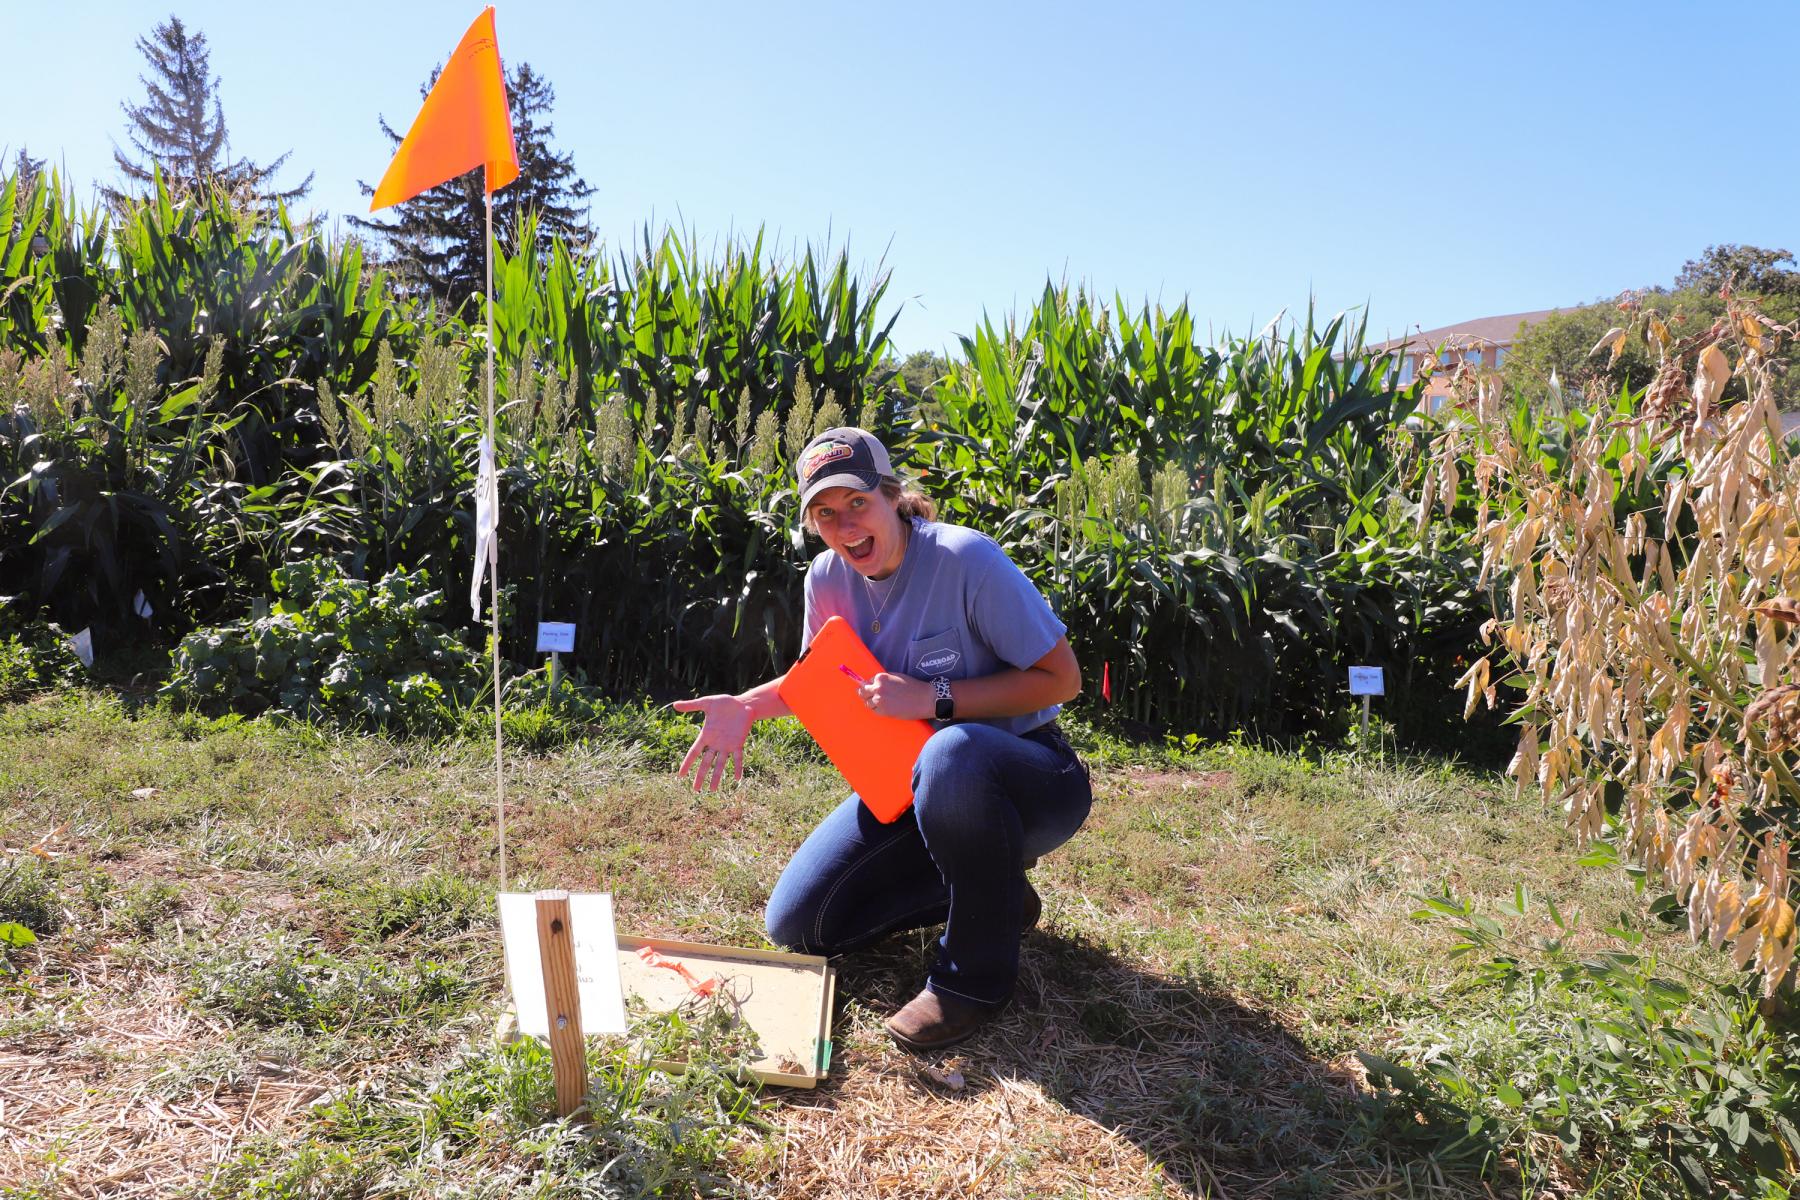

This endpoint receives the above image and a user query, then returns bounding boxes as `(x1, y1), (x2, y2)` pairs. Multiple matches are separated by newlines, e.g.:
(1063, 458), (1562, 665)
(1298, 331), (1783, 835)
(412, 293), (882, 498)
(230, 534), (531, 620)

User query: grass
(0, 689), (1734, 1198)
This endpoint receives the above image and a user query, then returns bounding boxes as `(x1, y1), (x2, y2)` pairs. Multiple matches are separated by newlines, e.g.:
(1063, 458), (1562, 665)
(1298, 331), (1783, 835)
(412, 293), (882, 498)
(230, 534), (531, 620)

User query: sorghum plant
(1431, 299), (1800, 994)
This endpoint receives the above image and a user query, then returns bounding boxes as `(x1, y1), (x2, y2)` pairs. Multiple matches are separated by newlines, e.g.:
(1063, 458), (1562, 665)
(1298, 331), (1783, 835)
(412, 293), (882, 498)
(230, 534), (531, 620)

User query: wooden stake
(1360, 694), (1371, 746)
(534, 890), (586, 1117)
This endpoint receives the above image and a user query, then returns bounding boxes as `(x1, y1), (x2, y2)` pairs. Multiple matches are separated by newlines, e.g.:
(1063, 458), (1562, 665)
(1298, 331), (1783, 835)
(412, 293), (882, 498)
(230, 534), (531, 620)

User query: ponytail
(881, 477), (937, 522)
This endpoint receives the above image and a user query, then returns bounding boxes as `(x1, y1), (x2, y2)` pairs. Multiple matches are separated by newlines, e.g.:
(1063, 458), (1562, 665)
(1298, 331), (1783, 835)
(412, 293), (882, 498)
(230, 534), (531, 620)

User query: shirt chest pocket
(908, 629), (968, 680)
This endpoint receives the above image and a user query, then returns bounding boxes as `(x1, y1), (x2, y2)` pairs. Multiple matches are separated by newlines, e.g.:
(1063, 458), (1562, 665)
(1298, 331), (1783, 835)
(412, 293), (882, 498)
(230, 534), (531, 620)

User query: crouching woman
(675, 427), (1092, 1050)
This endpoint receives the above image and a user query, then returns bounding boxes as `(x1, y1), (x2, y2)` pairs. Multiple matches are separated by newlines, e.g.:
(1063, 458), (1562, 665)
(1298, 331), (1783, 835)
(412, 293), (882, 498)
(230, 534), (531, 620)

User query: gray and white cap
(796, 427), (894, 508)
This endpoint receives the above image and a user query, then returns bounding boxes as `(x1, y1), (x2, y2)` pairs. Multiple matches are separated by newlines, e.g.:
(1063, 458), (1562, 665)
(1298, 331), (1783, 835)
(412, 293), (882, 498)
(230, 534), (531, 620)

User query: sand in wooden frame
(616, 935), (837, 1089)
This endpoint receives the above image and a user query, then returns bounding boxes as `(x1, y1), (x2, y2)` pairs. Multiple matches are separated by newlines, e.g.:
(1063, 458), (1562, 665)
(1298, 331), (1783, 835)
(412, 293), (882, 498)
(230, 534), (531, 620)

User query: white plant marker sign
(535, 621), (576, 696)
(1349, 666), (1385, 744)
(498, 891), (627, 1037)
(535, 622), (576, 654)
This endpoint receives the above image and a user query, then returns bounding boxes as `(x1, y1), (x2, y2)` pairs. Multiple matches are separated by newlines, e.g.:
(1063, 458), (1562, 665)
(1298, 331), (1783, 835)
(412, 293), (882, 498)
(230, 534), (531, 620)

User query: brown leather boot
(1021, 856), (1042, 933)
(1020, 878), (1042, 935)
(884, 987), (998, 1052)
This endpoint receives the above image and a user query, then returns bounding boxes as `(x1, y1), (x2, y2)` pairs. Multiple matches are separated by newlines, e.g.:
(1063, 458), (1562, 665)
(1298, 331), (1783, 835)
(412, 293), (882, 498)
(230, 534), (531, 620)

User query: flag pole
(486, 174), (507, 892)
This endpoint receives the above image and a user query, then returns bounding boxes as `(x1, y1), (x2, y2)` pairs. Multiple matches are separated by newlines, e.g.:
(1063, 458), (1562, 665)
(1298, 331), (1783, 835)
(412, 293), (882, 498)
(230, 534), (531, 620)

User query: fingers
(671, 697), (705, 713)
(682, 738), (747, 793)
(678, 732), (704, 781)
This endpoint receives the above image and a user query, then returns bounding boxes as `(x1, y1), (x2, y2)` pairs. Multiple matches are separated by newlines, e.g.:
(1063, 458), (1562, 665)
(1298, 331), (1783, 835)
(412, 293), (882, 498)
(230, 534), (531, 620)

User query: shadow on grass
(819, 927), (1499, 1200)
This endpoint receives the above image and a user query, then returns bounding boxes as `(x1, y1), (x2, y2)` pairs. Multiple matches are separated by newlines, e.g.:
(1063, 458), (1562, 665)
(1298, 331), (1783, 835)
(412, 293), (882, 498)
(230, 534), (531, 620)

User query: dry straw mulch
(0, 959), (328, 1197)
(768, 930), (1412, 1200)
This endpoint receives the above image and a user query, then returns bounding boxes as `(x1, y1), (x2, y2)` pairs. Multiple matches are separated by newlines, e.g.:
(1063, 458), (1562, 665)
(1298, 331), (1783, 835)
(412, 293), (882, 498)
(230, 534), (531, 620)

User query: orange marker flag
(370, 6), (519, 210)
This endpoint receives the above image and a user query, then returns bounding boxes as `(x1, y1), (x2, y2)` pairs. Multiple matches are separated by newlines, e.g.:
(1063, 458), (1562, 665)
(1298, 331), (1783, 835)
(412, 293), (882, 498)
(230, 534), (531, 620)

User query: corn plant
(0, 295), (252, 630)
(491, 217), (901, 440)
(2, 159), (1501, 744)
(917, 286), (1486, 738)
(1, 166), (431, 634)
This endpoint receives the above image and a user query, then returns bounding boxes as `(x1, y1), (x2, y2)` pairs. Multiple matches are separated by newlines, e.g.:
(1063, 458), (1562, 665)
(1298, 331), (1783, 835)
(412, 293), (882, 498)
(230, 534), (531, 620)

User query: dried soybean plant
(1424, 299), (1800, 996)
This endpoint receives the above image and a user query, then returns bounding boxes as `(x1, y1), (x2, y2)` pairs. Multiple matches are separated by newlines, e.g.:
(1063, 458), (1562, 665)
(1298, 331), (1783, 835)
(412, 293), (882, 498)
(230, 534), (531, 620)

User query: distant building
(1371, 309), (1559, 413)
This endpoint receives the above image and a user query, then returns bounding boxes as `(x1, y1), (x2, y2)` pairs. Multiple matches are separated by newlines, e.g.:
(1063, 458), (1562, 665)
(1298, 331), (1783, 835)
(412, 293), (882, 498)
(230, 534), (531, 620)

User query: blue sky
(5, 1), (1796, 354)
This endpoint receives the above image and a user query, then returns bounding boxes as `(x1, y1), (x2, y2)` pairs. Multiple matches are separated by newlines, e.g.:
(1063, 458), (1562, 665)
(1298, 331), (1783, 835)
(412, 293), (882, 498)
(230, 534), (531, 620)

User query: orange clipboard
(779, 616), (935, 823)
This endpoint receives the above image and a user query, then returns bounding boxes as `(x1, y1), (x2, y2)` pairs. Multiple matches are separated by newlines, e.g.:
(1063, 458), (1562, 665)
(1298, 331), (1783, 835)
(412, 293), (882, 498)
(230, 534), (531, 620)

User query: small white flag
(133, 589), (153, 619)
(470, 435), (498, 620)
(69, 627), (94, 668)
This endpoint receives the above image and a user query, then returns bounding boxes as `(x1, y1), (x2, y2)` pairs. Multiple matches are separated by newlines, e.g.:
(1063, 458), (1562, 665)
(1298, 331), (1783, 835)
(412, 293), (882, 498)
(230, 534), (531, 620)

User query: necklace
(863, 521), (911, 634)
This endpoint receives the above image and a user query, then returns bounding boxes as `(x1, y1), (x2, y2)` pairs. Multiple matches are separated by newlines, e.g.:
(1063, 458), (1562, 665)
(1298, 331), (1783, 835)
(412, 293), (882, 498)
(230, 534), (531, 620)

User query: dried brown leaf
(1590, 326), (1629, 365)
(1694, 344), (1731, 413)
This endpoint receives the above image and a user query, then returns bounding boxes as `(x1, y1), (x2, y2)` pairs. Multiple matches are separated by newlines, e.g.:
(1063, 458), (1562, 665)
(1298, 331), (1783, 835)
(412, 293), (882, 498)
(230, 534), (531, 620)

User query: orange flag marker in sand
(370, 6), (519, 210)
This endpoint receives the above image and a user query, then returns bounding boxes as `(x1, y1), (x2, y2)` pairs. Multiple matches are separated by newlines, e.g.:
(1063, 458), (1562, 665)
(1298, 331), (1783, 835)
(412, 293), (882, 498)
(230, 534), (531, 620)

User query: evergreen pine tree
(350, 61), (594, 312)
(105, 15), (311, 209)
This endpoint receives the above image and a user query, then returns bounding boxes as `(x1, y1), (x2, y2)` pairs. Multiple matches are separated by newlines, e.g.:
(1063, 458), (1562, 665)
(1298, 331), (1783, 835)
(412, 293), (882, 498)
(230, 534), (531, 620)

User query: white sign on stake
(1348, 666), (1385, 696)
(535, 622), (576, 654)
(69, 627), (94, 669)
(498, 892), (627, 1037)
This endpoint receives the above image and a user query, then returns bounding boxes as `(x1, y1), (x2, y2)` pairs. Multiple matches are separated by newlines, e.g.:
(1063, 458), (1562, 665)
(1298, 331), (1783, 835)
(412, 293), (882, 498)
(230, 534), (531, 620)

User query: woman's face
(807, 485), (906, 579)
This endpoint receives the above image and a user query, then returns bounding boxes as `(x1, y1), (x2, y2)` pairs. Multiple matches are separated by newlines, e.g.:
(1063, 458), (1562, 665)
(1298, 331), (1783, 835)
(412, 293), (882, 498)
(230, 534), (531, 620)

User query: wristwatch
(933, 676), (955, 721)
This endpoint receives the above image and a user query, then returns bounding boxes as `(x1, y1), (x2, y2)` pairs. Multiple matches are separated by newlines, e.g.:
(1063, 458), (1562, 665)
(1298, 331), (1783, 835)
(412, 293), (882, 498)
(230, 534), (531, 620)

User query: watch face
(935, 696), (954, 720)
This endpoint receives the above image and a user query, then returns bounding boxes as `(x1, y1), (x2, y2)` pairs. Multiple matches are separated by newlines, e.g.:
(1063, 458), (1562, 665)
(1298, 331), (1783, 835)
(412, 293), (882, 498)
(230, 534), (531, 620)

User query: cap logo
(801, 441), (854, 481)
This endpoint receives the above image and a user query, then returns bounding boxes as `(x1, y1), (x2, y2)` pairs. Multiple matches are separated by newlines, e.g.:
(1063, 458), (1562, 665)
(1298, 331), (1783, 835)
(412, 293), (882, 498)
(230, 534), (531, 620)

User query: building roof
(1370, 309), (1562, 355)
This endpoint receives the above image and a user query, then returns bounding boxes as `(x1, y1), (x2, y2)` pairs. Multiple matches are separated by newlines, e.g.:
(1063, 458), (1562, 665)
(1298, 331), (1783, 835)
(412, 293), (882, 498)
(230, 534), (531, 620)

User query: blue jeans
(765, 721), (1092, 1006)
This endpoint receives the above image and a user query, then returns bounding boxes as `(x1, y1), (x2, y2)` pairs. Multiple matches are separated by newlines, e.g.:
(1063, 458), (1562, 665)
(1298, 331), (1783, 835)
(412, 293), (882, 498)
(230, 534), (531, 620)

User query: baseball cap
(796, 427), (894, 508)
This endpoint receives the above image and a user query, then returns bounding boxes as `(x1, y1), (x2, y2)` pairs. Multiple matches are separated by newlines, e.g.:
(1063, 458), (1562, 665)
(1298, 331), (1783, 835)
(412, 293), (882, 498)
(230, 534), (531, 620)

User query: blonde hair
(882, 477), (938, 522)
(801, 476), (936, 536)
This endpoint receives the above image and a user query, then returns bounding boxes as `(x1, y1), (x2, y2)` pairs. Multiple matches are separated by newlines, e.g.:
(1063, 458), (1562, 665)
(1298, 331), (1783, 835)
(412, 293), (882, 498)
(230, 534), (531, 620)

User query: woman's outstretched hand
(672, 694), (752, 792)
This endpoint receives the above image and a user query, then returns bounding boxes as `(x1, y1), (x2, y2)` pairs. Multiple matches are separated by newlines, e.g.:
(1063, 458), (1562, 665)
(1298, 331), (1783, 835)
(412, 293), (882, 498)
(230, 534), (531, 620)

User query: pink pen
(838, 664), (867, 684)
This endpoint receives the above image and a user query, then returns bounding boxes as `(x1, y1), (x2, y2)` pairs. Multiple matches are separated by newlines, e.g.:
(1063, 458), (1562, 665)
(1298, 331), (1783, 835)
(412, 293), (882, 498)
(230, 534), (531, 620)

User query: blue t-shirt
(801, 517), (1067, 736)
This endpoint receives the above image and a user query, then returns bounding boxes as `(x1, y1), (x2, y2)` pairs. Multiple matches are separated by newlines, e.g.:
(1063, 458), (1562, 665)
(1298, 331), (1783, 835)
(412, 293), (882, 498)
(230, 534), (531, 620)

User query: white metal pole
(487, 178), (506, 892)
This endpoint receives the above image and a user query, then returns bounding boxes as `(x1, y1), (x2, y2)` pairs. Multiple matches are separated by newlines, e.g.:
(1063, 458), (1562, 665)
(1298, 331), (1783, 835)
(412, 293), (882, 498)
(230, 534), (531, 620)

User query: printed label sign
(498, 892), (627, 1037)
(536, 621), (576, 653)
(1348, 666), (1384, 696)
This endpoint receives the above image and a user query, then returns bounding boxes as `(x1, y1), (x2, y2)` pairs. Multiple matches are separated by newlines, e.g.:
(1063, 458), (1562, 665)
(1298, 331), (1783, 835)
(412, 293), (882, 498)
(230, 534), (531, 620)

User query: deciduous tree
(1676, 244), (1800, 298)
(1504, 246), (1800, 408)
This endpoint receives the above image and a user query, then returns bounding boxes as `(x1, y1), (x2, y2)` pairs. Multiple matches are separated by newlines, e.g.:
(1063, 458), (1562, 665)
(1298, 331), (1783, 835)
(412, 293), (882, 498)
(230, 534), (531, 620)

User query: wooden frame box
(616, 934), (837, 1089)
